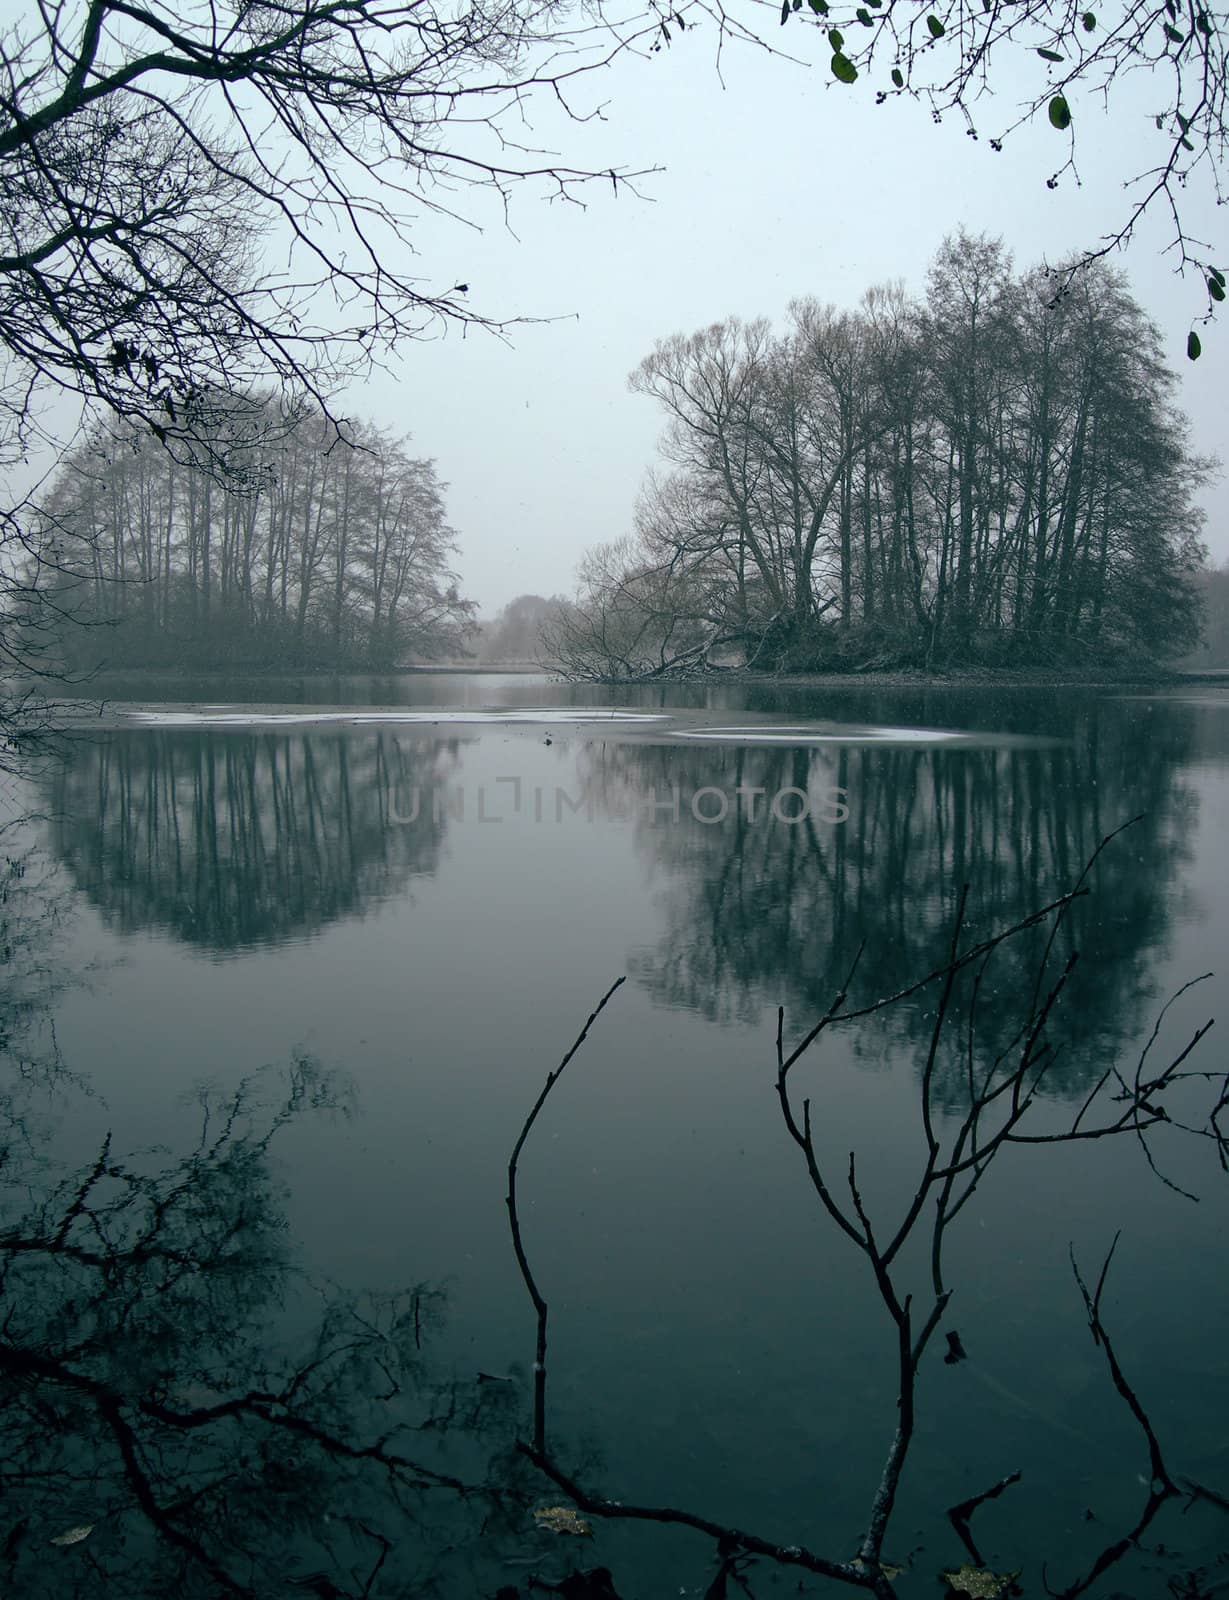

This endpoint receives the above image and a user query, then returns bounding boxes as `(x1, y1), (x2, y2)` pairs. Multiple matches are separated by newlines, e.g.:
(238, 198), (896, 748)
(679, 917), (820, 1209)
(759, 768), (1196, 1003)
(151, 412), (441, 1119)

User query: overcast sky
(326, 21), (1225, 617)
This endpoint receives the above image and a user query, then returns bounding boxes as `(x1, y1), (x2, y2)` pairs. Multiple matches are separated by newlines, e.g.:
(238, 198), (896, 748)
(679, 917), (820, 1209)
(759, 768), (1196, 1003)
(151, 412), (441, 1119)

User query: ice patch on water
(123, 708), (670, 727)
(677, 725), (970, 744)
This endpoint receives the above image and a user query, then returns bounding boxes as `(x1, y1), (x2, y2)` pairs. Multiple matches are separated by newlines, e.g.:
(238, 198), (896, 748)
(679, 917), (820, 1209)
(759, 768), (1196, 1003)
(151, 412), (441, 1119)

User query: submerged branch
(506, 976), (626, 1455)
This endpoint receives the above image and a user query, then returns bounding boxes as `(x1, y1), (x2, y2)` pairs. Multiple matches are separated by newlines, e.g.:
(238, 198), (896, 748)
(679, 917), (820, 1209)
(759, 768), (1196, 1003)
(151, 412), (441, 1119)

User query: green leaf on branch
(1163, 22), (1185, 41)
(941, 1567), (1022, 1600)
(533, 1505), (593, 1536)
(1208, 278), (1224, 301)
(808, 0), (830, 13)
(1211, 267), (1227, 288)
(1188, 330), (1202, 360)
(1048, 94), (1072, 129)
(780, 0), (790, 24)
(1082, 11), (1096, 28)
(1037, 46), (1064, 60)
(891, 65), (905, 85)
(857, 7), (873, 23)
(829, 27), (844, 47)
(831, 51), (859, 81)
(927, 13), (946, 35)
(855, 1559), (907, 1581)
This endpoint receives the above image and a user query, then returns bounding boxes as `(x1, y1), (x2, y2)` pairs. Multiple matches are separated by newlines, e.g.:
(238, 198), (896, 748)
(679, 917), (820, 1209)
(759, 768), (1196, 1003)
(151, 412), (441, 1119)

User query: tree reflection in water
(576, 701), (1197, 1100)
(47, 729), (465, 951)
(15, 699), (1224, 1595)
(0, 1053), (530, 1597)
(0, 819), (76, 1084)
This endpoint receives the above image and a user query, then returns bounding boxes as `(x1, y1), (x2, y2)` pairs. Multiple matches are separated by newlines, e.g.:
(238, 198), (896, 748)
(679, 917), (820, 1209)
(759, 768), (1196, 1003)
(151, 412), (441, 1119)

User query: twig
(947, 1470), (1022, 1566)
(1051, 1240), (1180, 1598)
(506, 977), (626, 1455)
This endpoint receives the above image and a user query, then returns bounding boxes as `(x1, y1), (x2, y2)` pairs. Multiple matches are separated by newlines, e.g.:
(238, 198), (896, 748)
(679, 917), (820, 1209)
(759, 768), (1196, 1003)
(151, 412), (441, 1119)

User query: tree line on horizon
(35, 402), (476, 673)
(1182, 563), (1229, 667)
(30, 230), (1221, 682)
(542, 233), (1212, 679)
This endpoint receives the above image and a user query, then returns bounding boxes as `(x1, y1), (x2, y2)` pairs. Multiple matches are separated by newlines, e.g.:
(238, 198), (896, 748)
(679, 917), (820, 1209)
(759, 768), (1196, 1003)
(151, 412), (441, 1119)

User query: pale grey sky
(332, 25), (1226, 616)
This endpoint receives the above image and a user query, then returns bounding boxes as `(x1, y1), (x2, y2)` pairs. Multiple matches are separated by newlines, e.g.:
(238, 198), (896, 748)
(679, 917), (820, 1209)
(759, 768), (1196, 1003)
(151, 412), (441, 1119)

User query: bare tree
(540, 533), (745, 680)
(505, 822), (1226, 1597)
(0, 0), (667, 470)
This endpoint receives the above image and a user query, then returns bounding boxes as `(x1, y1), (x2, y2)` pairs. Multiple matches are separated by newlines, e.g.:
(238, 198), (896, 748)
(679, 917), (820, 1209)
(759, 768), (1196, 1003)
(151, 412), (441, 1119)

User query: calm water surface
(6, 672), (1229, 1597)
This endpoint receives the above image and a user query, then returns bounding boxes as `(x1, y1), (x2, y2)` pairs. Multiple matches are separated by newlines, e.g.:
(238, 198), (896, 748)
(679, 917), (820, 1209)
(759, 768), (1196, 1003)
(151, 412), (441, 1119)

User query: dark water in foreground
(4, 673), (1229, 1597)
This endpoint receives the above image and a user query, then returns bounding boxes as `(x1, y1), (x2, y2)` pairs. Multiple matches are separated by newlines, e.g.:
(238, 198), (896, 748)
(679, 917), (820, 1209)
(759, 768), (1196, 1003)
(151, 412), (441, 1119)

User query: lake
(4, 671), (1228, 1598)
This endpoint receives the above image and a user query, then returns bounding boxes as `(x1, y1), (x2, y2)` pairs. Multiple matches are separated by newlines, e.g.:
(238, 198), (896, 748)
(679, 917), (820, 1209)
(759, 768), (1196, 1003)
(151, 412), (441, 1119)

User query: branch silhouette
(506, 821), (1221, 1598)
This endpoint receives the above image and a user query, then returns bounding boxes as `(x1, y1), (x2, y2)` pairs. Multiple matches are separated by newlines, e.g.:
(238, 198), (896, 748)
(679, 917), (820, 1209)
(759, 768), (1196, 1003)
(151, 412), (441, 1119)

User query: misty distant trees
(1183, 563), (1229, 667)
(39, 405), (476, 671)
(476, 594), (570, 663)
(548, 234), (1209, 678)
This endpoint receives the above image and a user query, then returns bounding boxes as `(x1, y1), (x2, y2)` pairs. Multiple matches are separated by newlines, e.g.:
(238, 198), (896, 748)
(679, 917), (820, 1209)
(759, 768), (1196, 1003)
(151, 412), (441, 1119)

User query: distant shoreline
(735, 666), (1225, 690)
(49, 662), (1227, 692)
(64, 661), (548, 680)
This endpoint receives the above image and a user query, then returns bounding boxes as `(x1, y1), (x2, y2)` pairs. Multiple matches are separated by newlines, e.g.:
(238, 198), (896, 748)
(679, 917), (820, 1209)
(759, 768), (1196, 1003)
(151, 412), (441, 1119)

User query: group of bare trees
(547, 235), (1208, 679)
(37, 405), (475, 670)
(476, 594), (571, 665)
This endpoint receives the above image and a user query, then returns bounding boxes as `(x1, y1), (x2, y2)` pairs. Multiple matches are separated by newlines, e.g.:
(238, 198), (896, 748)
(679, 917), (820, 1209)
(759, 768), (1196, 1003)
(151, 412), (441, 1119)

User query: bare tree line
(1, 0), (1225, 739)
(546, 234), (1209, 679)
(1183, 562), (1229, 666)
(36, 404), (476, 670)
